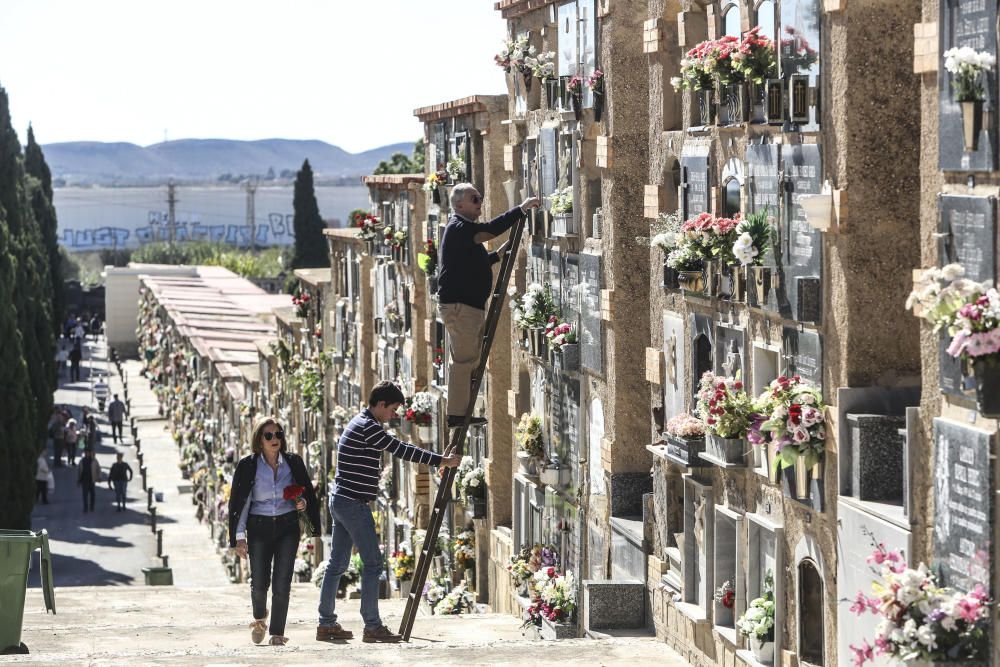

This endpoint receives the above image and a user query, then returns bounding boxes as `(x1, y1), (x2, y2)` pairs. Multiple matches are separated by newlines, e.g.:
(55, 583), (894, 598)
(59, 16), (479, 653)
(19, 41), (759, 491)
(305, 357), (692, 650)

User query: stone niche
(715, 322), (747, 380)
(712, 506), (744, 644)
(690, 313), (714, 404)
(662, 312), (686, 420)
(736, 513), (784, 667)
(682, 475), (714, 619)
(654, 461), (686, 593)
(836, 500), (911, 667)
(794, 537), (826, 665)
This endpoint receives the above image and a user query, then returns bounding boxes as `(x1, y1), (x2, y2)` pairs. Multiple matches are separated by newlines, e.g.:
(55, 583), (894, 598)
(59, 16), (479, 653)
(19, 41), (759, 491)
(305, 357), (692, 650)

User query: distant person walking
(73, 320), (86, 346)
(64, 417), (79, 466)
(77, 448), (101, 512)
(69, 343), (82, 382)
(108, 453), (133, 512)
(229, 417), (321, 647)
(89, 314), (101, 341)
(56, 342), (68, 380)
(35, 452), (50, 504)
(49, 408), (66, 467)
(108, 394), (126, 444)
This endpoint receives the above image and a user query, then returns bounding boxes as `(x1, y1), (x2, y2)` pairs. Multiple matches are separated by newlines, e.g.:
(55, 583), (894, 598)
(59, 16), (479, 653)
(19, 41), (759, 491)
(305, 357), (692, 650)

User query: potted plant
(417, 238), (439, 294)
(403, 391), (435, 441)
(737, 572), (776, 663)
(422, 171), (446, 205)
(453, 531), (476, 586)
(696, 371), (752, 465)
(456, 456), (487, 518)
(907, 263), (1000, 416)
(752, 374), (826, 496)
(672, 41), (716, 126)
(507, 544), (559, 598)
(515, 412), (545, 475)
(354, 212), (380, 255)
(651, 211), (684, 289)
(662, 412), (706, 465)
(545, 317), (579, 371)
(733, 27), (777, 124)
(701, 35), (747, 125)
(667, 241), (706, 292)
(847, 542), (991, 667)
(943, 46), (995, 152)
(549, 186), (574, 236)
(389, 547), (414, 598)
(509, 283), (558, 356)
(524, 567), (578, 639)
(386, 226), (407, 263)
(732, 206), (775, 306)
(446, 150), (467, 183)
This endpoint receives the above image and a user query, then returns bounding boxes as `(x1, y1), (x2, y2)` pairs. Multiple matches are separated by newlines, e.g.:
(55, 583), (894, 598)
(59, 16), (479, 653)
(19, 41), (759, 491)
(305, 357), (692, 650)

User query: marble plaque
(562, 253), (581, 325)
(782, 327), (822, 390)
(714, 324), (747, 381)
(549, 248), (563, 312)
(782, 144), (823, 323)
(933, 418), (993, 594)
(691, 314), (714, 402)
(663, 313), (686, 419)
(780, 0), (821, 130)
(938, 0), (998, 171)
(747, 143), (781, 268)
(579, 253), (603, 374)
(681, 155), (710, 220)
(938, 194), (997, 283)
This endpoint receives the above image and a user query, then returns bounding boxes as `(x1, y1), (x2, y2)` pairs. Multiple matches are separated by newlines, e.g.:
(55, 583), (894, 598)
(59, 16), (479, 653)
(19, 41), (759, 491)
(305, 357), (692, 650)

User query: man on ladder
(396, 184), (537, 641)
(437, 183), (539, 427)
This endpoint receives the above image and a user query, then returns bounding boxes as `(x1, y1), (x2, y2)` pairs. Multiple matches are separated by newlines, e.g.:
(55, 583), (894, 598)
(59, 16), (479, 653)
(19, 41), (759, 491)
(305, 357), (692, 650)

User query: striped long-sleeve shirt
(333, 408), (443, 502)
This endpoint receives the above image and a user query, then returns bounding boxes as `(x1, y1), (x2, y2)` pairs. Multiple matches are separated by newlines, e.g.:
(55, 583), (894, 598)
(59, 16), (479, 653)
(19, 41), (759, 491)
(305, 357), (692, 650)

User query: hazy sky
(0, 1), (507, 153)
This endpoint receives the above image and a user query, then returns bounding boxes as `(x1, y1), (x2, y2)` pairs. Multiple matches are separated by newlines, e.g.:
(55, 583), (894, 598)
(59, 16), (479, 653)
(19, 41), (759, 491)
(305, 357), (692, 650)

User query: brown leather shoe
(268, 635), (288, 646)
(316, 622), (354, 640)
(362, 624), (403, 643)
(250, 618), (267, 645)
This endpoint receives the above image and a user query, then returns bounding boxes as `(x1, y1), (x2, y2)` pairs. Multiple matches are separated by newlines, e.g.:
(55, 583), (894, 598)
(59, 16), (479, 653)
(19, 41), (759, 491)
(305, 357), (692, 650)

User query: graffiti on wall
(60, 211), (297, 250)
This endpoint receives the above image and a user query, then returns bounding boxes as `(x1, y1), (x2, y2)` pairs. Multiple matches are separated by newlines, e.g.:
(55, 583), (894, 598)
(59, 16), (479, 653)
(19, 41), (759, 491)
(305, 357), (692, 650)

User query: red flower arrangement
(283, 484), (305, 501)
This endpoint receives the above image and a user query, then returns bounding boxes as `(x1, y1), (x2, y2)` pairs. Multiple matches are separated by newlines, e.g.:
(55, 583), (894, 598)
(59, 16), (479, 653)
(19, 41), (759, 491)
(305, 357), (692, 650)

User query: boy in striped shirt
(317, 381), (459, 643)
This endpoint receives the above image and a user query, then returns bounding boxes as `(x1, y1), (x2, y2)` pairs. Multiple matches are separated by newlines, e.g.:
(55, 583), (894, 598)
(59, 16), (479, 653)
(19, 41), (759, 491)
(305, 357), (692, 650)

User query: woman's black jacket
(227, 452), (321, 547)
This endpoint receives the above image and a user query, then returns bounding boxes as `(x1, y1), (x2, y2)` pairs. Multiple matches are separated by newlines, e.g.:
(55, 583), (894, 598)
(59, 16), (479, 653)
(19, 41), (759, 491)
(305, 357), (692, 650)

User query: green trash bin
(0, 529), (56, 654)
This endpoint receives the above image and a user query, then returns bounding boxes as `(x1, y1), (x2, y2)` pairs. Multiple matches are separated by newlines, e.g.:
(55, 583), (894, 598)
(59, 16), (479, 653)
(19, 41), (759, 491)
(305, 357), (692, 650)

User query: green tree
(372, 139), (425, 175)
(291, 159), (329, 269)
(0, 86), (41, 528)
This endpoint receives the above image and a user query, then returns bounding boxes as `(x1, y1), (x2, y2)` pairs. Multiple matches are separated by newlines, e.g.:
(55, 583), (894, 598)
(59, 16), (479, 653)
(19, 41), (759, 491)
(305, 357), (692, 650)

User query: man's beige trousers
(439, 303), (486, 417)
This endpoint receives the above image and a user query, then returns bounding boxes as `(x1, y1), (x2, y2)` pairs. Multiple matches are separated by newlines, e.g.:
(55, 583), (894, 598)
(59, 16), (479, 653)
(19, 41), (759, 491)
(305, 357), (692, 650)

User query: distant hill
(41, 138), (415, 186)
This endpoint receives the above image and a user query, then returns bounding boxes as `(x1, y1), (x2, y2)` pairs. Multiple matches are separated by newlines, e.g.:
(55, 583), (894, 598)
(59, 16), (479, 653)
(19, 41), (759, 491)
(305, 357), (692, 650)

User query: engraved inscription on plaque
(932, 418), (992, 595)
(579, 253), (603, 374)
(938, 195), (997, 283)
(681, 156), (710, 220)
(782, 327), (822, 390)
(782, 144), (823, 323)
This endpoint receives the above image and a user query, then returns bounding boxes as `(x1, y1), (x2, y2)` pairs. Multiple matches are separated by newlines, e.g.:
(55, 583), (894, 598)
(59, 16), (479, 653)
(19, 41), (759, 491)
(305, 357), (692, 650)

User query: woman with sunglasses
(228, 416), (321, 646)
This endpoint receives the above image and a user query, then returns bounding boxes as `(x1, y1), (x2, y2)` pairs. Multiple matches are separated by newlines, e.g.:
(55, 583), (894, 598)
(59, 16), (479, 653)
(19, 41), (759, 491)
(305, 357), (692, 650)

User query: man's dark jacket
(437, 207), (525, 309)
(228, 451), (321, 547)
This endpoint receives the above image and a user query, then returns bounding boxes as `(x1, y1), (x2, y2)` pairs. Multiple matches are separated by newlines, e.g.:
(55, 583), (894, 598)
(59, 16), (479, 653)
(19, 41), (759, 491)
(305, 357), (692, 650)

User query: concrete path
(29, 339), (227, 588)
(15, 585), (691, 666)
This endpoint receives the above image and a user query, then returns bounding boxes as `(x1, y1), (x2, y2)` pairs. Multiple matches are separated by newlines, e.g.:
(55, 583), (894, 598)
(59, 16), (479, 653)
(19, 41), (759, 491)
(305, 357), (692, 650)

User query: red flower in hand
(283, 484), (305, 501)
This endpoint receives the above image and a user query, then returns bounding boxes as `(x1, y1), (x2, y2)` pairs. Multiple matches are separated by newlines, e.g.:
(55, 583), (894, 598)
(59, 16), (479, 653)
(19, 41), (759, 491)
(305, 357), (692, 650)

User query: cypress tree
(25, 125), (64, 346)
(0, 85), (39, 528)
(291, 159), (329, 269)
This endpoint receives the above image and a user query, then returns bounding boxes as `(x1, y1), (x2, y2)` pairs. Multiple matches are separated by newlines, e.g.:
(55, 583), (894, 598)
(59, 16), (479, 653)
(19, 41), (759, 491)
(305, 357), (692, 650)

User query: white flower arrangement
(737, 572), (775, 641)
(311, 559), (328, 587)
(509, 283), (558, 329)
(944, 46), (996, 101)
(549, 186), (573, 214)
(525, 50), (556, 81)
(434, 583), (477, 615)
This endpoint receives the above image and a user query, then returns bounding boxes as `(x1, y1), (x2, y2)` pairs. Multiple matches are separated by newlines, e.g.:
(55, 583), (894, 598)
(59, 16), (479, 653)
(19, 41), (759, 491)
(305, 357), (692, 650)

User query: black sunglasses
(470, 195), (482, 204)
(263, 430), (285, 441)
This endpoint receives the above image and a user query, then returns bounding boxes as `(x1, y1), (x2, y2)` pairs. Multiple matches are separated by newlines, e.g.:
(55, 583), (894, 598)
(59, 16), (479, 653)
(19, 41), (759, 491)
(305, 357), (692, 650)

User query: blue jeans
(247, 512), (299, 636)
(317, 495), (382, 629)
(112, 480), (127, 507)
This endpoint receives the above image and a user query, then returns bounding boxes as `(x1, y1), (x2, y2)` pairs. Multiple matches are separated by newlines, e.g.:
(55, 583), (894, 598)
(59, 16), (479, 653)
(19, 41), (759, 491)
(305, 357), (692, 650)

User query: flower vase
(560, 343), (580, 372)
(730, 265), (747, 302)
(427, 275), (439, 296)
(438, 184), (448, 206)
(749, 82), (767, 123)
(540, 465), (560, 487)
(961, 99), (983, 152)
(765, 442), (780, 483)
(464, 568), (475, 590)
(528, 327), (548, 357)
(721, 82), (748, 125)
(706, 433), (746, 464)
(972, 357), (1000, 417)
(399, 579), (412, 599)
(750, 637), (774, 663)
(751, 266), (772, 307)
(391, 245), (404, 263)
(697, 88), (715, 126)
(751, 442), (765, 469)
(679, 270), (704, 292)
(593, 90), (604, 122)
(418, 425), (433, 442)
(792, 455), (811, 500)
(432, 186), (442, 205)
(663, 263), (680, 289)
(571, 91), (582, 121)
(703, 259), (721, 297)
(471, 496), (487, 519)
(516, 450), (537, 475)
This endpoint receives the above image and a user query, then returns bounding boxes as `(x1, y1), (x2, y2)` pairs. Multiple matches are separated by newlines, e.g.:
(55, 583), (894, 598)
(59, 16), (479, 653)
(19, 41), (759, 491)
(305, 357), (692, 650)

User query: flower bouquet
(417, 238), (438, 277)
(423, 575), (448, 611)
(696, 371), (753, 464)
(389, 548), (414, 582)
(515, 412), (545, 470)
(509, 283), (558, 355)
(435, 583), (477, 615)
(507, 544), (559, 596)
(453, 531), (476, 572)
(355, 212), (380, 249)
(404, 391), (434, 428)
(908, 264), (1000, 416)
(283, 484), (314, 536)
(524, 567), (577, 637)
(751, 375), (825, 491)
(848, 540), (990, 665)
(662, 412), (706, 466)
(779, 25), (818, 74)
(495, 35), (533, 77)
(737, 572), (776, 662)
(456, 455), (486, 506)
(714, 579), (736, 609)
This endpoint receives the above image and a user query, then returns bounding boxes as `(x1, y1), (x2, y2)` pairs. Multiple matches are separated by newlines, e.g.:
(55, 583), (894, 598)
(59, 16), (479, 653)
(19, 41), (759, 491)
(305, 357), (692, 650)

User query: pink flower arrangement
(751, 375), (826, 473)
(544, 316), (578, 352)
(696, 371), (753, 439)
(680, 212), (742, 264)
(665, 412), (705, 439)
(849, 539), (990, 665)
(586, 68), (604, 92)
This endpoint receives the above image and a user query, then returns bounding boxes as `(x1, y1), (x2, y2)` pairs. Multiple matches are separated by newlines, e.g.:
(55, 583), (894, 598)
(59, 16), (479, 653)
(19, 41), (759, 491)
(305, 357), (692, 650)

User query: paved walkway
(29, 338), (226, 588)
(15, 585), (690, 666)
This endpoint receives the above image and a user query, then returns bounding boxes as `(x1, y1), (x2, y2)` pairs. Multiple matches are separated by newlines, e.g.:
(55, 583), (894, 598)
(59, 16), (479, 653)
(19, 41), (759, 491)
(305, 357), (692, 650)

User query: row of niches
(654, 141), (827, 324)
